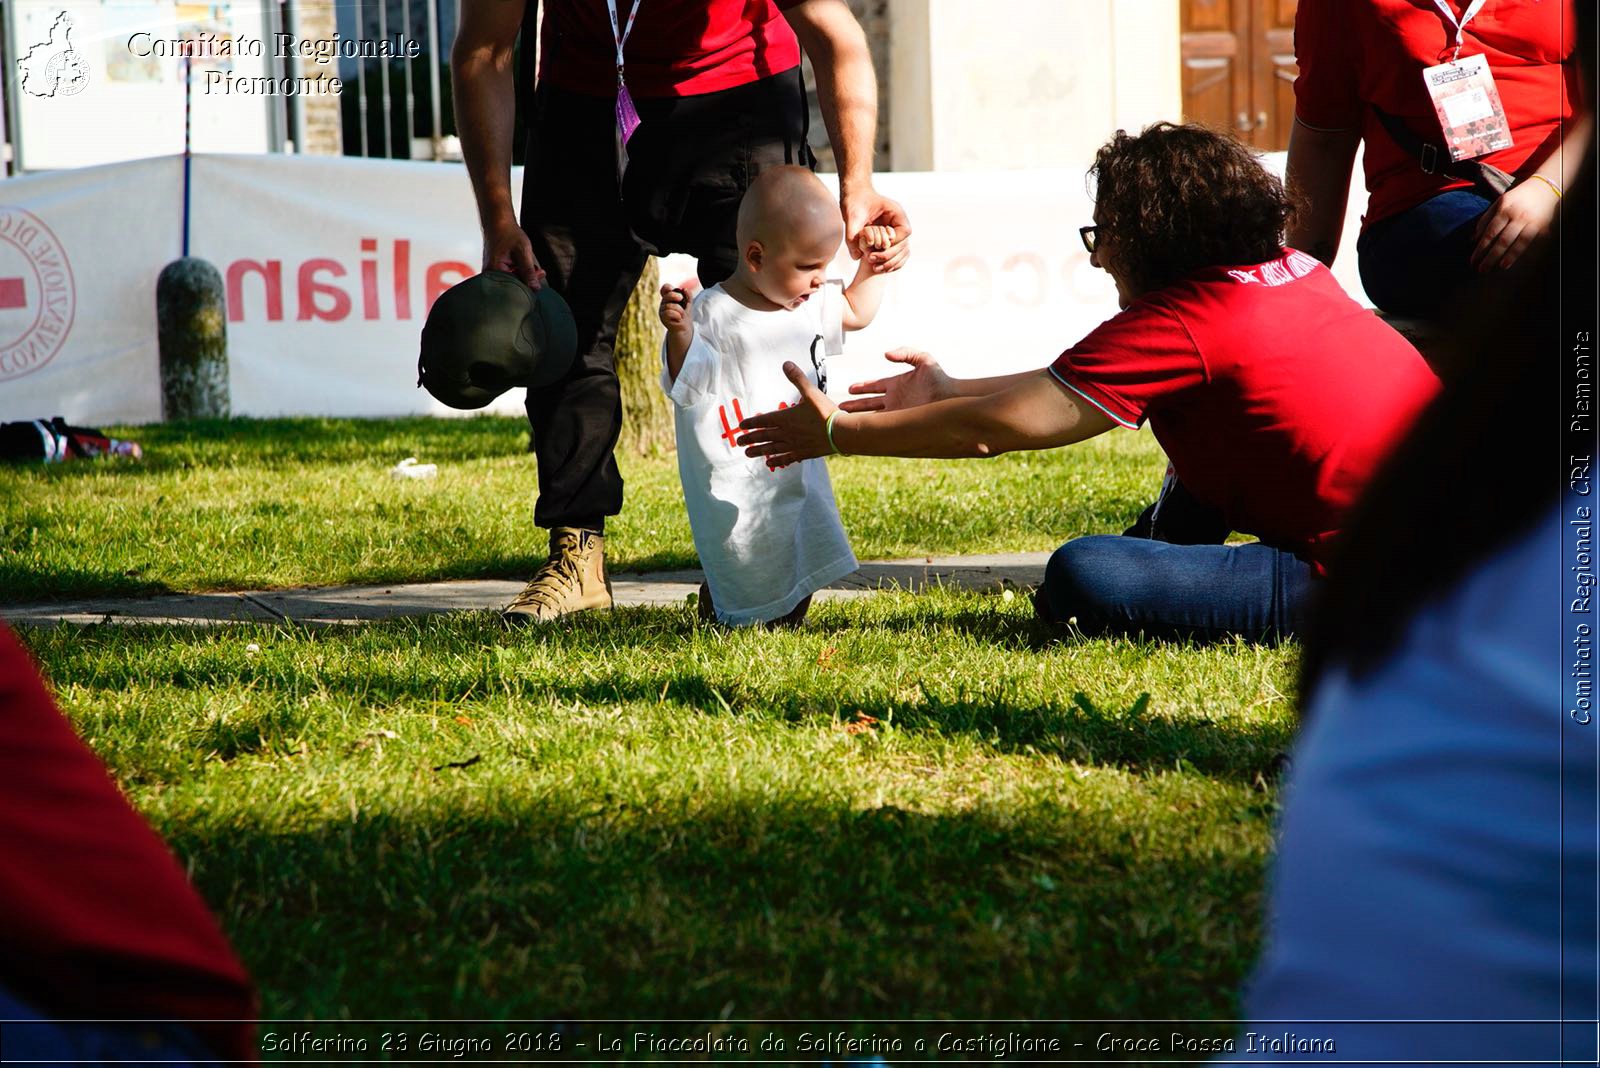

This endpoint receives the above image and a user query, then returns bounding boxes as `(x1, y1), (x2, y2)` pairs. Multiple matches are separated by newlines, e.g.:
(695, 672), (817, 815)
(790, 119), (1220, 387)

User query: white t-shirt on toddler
(659, 281), (857, 626)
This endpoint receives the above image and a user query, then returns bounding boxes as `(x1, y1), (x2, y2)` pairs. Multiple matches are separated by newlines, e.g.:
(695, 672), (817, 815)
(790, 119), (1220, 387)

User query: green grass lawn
(6, 418), (1299, 1029)
(0, 416), (1165, 604)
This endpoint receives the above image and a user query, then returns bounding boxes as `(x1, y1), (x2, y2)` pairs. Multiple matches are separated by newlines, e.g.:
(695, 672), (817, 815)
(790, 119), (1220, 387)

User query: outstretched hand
(736, 362), (838, 468)
(840, 348), (952, 413)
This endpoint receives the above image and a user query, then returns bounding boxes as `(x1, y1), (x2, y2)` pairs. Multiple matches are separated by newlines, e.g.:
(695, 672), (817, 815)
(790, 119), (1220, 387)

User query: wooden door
(1181, 0), (1297, 151)
(1181, 0), (1252, 141)
(1250, 0), (1298, 151)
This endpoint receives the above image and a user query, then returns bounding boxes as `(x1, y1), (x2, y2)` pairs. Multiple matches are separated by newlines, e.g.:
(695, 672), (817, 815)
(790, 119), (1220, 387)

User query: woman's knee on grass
(1037, 536), (1126, 630)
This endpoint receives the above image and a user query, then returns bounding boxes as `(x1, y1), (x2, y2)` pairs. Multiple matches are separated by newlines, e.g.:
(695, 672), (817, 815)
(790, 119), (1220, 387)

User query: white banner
(0, 154), (176, 423)
(0, 151), (1370, 426)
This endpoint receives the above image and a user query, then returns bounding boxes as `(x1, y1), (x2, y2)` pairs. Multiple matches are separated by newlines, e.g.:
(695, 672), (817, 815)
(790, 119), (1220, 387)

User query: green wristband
(825, 410), (845, 456)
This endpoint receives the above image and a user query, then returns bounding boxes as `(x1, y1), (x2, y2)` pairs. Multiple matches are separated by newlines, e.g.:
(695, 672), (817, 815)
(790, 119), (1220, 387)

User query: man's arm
(1284, 118), (1361, 267)
(451, 0), (544, 286)
(782, 0), (912, 272)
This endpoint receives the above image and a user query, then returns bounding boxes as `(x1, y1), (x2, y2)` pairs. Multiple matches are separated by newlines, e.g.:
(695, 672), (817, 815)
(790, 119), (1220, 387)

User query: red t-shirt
(1049, 250), (1438, 573)
(1294, 0), (1579, 227)
(0, 625), (256, 1062)
(537, 0), (803, 98)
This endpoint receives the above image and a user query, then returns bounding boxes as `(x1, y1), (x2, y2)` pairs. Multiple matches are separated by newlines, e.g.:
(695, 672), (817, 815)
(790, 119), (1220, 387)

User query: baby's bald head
(736, 166), (842, 254)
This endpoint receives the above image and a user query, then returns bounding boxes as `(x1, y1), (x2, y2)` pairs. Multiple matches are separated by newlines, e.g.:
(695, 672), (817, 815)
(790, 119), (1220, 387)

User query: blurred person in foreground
(0, 624), (256, 1063)
(735, 122), (1438, 644)
(1234, 6), (1598, 1058)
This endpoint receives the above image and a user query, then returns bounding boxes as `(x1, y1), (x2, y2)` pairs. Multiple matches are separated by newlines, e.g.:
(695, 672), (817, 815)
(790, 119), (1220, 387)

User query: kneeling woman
(737, 122), (1439, 643)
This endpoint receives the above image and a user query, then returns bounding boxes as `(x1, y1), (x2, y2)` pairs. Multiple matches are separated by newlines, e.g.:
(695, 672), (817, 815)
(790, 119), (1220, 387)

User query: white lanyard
(1430, 0), (1488, 61)
(606, 0), (641, 83)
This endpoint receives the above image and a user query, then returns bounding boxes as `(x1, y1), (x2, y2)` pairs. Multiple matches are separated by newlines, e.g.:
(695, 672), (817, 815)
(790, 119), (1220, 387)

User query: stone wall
(885, 0), (1182, 172)
(801, 0), (891, 173)
(293, 0), (344, 155)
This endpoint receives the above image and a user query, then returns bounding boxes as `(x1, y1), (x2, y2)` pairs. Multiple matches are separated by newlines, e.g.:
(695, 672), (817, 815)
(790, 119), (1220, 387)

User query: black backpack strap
(516, 0), (539, 120)
(1370, 104), (1514, 198)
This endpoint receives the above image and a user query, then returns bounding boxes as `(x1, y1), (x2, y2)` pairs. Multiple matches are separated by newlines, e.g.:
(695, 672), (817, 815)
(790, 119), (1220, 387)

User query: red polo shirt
(538, 0), (804, 97)
(1050, 250), (1439, 573)
(1293, 0), (1579, 227)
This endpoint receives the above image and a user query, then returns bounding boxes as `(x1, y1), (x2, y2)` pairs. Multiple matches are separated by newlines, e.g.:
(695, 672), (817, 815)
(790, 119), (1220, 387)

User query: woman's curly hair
(1088, 121), (1295, 295)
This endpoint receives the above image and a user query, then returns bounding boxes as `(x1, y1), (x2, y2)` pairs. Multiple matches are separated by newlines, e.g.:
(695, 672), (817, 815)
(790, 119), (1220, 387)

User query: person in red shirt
(451, 0), (910, 623)
(735, 123), (1439, 642)
(1287, 0), (1588, 320)
(0, 624), (256, 1063)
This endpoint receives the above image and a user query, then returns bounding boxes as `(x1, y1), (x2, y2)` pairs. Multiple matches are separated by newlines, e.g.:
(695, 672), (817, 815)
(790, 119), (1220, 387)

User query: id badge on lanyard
(609, 0), (643, 179)
(1420, 0), (1514, 162)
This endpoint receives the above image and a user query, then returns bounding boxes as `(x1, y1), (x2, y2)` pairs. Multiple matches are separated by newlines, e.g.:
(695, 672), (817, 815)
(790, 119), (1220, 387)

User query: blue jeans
(1037, 535), (1317, 644)
(1356, 189), (1493, 319)
(0, 984), (223, 1065)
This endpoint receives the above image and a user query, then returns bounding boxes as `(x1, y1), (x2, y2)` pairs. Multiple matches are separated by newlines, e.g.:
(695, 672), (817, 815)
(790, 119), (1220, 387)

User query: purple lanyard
(607, 0), (642, 143)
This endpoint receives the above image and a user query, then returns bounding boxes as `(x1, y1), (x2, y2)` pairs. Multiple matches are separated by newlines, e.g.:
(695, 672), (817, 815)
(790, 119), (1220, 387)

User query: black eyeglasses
(1079, 225), (1099, 254)
(810, 334), (827, 393)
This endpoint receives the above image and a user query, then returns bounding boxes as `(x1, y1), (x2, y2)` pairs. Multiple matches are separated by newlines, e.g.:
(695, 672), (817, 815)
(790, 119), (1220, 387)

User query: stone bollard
(156, 256), (230, 420)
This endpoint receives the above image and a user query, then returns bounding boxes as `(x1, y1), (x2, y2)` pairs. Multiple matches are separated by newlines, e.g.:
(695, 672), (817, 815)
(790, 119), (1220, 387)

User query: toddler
(658, 165), (892, 626)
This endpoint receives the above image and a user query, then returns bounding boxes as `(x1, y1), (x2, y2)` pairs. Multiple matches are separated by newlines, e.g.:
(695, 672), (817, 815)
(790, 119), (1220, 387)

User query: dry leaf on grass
(839, 712), (879, 735)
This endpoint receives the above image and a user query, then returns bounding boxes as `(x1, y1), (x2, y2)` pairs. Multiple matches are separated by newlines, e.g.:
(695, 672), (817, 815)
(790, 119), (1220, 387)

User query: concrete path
(3, 552), (1050, 626)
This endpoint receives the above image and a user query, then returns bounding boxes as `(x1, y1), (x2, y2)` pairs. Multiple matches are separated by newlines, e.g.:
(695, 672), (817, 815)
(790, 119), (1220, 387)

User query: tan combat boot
(502, 527), (613, 623)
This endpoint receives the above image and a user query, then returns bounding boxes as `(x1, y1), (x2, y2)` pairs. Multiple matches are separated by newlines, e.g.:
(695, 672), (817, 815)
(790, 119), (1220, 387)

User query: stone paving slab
(2, 552), (1050, 627)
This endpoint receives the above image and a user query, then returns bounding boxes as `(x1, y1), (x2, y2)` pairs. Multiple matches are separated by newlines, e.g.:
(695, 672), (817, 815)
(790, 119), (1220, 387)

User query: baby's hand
(658, 284), (693, 334)
(856, 225), (894, 255)
(856, 226), (896, 273)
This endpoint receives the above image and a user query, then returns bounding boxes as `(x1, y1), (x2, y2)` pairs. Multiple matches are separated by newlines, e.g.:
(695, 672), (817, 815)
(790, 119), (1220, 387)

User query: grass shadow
(117, 416), (533, 468)
(32, 612), (1291, 783)
(0, 563), (174, 605)
(162, 794), (1269, 1021)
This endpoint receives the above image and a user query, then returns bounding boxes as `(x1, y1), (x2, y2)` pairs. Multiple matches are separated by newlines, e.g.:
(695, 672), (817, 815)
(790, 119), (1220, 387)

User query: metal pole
(266, 0), (289, 150)
(182, 50), (193, 257)
(284, 0), (307, 150)
(355, 0), (370, 155)
(0, 23), (10, 177)
(2, 2), (24, 173)
(400, 0), (414, 157)
(425, 0), (442, 159)
(376, 0), (391, 157)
